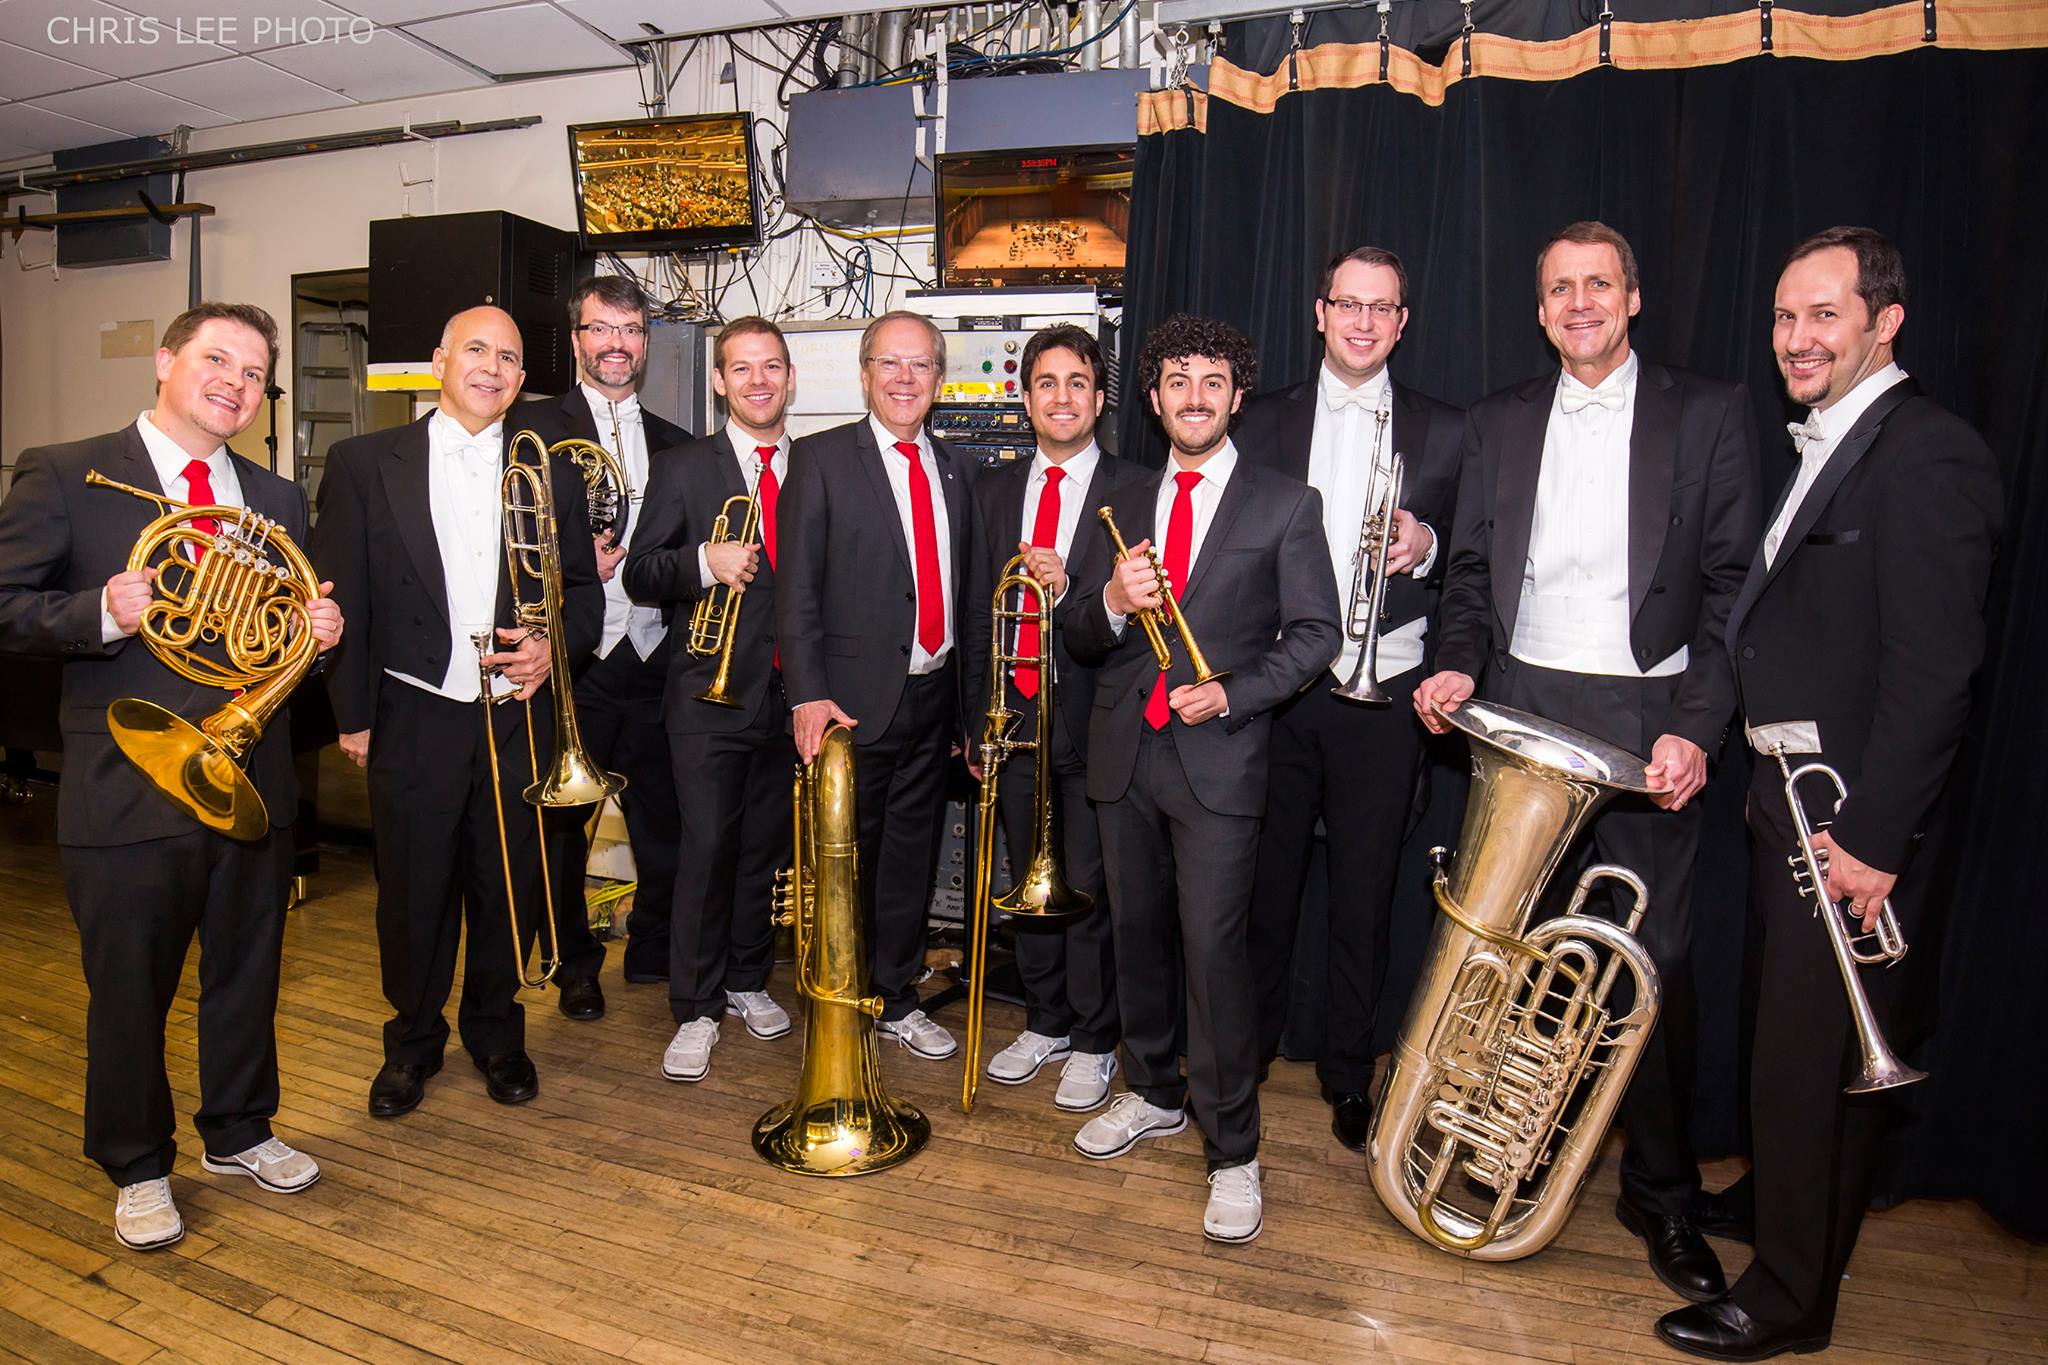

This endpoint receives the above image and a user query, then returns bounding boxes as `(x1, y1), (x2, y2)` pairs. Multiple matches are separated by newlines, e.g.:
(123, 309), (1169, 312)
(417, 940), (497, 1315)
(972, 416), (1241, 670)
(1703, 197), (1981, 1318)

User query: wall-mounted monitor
(935, 146), (1134, 292)
(567, 112), (761, 253)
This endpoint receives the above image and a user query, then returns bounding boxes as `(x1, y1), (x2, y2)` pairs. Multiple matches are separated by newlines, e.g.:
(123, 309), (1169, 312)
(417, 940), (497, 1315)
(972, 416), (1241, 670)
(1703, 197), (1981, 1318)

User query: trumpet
(478, 433), (627, 990)
(1332, 448), (1404, 705)
(1095, 506), (1228, 687)
(84, 470), (323, 841)
(685, 457), (765, 708)
(1767, 745), (1926, 1093)
(963, 553), (1095, 1113)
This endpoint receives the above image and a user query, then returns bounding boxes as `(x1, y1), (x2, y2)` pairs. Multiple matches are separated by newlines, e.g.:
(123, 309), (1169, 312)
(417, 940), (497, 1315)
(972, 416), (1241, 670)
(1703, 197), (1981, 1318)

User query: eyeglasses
(577, 322), (647, 342)
(1322, 297), (1403, 322)
(867, 355), (936, 379)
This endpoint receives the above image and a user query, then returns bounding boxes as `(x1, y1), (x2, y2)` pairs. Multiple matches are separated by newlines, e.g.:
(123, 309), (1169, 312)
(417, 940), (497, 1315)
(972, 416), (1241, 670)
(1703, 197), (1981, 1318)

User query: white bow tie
(1324, 384), (1387, 416)
(1788, 413), (1826, 454)
(444, 434), (498, 460)
(1559, 383), (1626, 415)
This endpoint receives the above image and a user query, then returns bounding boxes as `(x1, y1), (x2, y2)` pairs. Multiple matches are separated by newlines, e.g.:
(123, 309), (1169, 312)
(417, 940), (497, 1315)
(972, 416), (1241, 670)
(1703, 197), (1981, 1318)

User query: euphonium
(685, 457), (765, 708)
(963, 553), (1094, 1113)
(1368, 699), (1662, 1259)
(85, 470), (322, 841)
(754, 724), (930, 1175)
(1331, 447), (1404, 706)
(1095, 506), (1228, 686)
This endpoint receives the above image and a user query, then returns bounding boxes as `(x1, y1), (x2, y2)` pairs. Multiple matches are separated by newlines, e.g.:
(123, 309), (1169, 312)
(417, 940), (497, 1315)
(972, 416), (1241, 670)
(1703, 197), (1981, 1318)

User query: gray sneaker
(663, 1017), (720, 1081)
(1203, 1160), (1263, 1243)
(201, 1137), (321, 1193)
(1073, 1091), (1187, 1160)
(113, 1178), (183, 1251)
(877, 1008), (957, 1059)
(725, 989), (792, 1040)
(1054, 1051), (1118, 1111)
(984, 1030), (1071, 1084)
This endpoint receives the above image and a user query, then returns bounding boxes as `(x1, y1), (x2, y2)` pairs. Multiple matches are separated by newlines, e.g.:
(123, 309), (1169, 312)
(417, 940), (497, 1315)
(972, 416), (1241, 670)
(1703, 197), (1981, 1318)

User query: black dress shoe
(474, 1051), (539, 1105)
(368, 1057), (441, 1118)
(557, 975), (606, 1020)
(1616, 1195), (1727, 1303)
(1692, 1187), (1756, 1246)
(1656, 1299), (1830, 1361)
(621, 942), (669, 984)
(1329, 1092), (1373, 1152)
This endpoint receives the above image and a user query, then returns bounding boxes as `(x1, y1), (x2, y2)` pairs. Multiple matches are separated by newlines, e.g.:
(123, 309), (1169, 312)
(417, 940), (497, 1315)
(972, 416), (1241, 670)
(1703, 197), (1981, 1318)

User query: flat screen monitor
(567, 113), (761, 253)
(935, 146), (1134, 291)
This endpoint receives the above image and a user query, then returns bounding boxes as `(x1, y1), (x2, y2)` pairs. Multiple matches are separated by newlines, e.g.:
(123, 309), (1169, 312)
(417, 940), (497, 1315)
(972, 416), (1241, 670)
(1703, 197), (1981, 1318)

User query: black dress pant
(1728, 757), (1897, 1331)
(64, 824), (292, 1186)
(1097, 724), (1261, 1170)
(1493, 657), (1706, 1217)
(368, 682), (543, 1067)
(668, 677), (793, 1023)
(855, 664), (956, 1022)
(544, 640), (680, 983)
(993, 712), (1118, 1054)
(1248, 663), (1425, 1093)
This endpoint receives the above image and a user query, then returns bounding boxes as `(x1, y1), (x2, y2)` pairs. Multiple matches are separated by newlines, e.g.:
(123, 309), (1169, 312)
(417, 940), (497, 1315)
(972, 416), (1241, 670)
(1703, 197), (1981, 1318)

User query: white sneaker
(984, 1030), (1071, 1084)
(877, 1009), (957, 1059)
(663, 1017), (720, 1081)
(113, 1178), (183, 1251)
(1054, 1051), (1119, 1111)
(1073, 1091), (1187, 1160)
(725, 989), (792, 1040)
(1204, 1160), (1263, 1243)
(201, 1137), (321, 1193)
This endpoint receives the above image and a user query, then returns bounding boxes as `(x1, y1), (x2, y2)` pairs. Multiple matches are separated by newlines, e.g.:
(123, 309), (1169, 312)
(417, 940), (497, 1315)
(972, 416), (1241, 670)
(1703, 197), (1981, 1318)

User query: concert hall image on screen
(937, 147), (1134, 290)
(568, 113), (760, 252)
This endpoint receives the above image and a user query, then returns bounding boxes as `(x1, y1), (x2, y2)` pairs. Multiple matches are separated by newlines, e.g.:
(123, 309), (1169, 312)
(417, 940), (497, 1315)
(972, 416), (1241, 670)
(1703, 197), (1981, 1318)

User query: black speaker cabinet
(368, 211), (584, 394)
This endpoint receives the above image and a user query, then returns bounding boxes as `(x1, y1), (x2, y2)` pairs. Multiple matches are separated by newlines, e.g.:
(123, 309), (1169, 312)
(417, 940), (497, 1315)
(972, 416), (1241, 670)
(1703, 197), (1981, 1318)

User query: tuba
(85, 470), (322, 842)
(754, 724), (930, 1175)
(1095, 506), (1228, 686)
(1368, 699), (1661, 1259)
(1331, 446), (1404, 706)
(684, 457), (765, 708)
(962, 553), (1094, 1113)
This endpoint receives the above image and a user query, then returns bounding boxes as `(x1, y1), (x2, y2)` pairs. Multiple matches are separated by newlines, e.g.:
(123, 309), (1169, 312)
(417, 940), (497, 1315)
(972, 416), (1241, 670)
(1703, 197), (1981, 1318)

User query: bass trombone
(963, 553), (1095, 1113)
(1332, 450), (1404, 705)
(1095, 506), (1227, 686)
(84, 470), (323, 841)
(685, 456), (764, 708)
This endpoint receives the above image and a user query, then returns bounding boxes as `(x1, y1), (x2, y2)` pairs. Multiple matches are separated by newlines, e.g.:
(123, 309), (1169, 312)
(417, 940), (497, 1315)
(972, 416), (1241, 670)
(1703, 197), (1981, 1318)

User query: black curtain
(1119, 46), (2047, 1240)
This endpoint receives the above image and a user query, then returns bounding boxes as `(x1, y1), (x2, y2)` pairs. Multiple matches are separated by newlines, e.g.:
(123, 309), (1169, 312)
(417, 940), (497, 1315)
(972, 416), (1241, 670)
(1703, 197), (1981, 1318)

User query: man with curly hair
(1061, 313), (1341, 1243)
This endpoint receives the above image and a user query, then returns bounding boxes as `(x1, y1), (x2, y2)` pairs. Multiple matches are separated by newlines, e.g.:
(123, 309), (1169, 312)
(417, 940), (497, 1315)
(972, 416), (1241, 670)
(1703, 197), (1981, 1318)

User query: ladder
(294, 319), (369, 496)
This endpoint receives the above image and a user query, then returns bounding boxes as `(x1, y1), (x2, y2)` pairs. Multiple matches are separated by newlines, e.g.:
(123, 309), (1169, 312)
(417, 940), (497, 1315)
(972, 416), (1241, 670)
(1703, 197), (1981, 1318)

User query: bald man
(314, 306), (603, 1117)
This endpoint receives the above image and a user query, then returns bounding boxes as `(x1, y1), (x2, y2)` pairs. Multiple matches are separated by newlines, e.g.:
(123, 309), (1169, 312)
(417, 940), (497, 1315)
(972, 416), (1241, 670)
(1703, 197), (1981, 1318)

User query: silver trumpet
(1768, 745), (1926, 1094)
(1332, 448), (1404, 704)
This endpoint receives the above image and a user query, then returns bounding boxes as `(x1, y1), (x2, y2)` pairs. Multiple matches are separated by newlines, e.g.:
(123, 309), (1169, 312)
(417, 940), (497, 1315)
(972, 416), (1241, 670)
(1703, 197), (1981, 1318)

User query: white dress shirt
(101, 413), (248, 642)
(696, 423), (790, 591)
(1306, 365), (1435, 682)
(1018, 441), (1101, 600)
(580, 384), (666, 661)
(1510, 352), (1686, 678)
(869, 414), (956, 674)
(1763, 362), (1905, 569)
(1104, 437), (1241, 633)
(386, 409), (511, 703)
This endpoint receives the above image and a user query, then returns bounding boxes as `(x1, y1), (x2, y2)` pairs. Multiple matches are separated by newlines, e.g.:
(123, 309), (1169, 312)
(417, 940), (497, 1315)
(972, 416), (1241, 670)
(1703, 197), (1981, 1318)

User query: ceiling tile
(107, 0), (367, 54)
(555, 0), (779, 43)
(0, 101), (126, 152)
(318, 0), (483, 24)
(0, 0), (234, 77)
(0, 37), (112, 98)
(138, 53), (352, 119)
(404, 3), (628, 76)
(258, 26), (484, 101)
(33, 80), (234, 134)
(0, 139), (42, 164)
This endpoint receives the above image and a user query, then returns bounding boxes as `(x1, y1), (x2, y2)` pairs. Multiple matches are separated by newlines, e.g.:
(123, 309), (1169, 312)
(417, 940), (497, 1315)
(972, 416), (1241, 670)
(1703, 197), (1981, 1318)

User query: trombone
(1332, 449), (1404, 705)
(1094, 506), (1228, 687)
(478, 433), (627, 989)
(685, 456), (765, 708)
(963, 553), (1095, 1113)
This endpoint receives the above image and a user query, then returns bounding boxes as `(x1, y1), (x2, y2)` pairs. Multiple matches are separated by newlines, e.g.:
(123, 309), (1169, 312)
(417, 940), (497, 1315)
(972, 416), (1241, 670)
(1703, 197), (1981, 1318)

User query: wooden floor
(0, 788), (2041, 1364)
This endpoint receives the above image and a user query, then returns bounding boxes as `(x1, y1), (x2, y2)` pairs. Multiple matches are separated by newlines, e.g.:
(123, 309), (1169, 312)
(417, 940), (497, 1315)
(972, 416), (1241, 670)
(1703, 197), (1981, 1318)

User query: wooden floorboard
(2, 786), (2042, 1363)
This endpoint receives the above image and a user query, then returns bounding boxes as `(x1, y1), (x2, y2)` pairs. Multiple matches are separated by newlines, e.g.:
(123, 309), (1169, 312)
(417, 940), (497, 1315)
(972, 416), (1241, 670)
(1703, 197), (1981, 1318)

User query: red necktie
(1013, 465), (1064, 698)
(1144, 470), (1203, 730)
(894, 441), (946, 657)
(182, 458), (219, 560)
(756, 446), (781, 671)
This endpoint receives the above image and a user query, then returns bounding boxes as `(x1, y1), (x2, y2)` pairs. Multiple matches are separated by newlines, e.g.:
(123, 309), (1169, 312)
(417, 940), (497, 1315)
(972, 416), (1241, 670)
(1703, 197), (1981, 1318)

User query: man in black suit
(1415, 221), (1761, 1301)
(0, 303), (342, 1250)
(507, 274), (694, 1021)
(777, 309), (984, 1058)
(967, 324), (1144, 1112)
(1234, 246), (1465, 1150)
(1657, 230), (2002, 1360)
(622, 316), (797, 1081)
(314, 305), (602, 1118)
(1063, 314), (1340, 1243)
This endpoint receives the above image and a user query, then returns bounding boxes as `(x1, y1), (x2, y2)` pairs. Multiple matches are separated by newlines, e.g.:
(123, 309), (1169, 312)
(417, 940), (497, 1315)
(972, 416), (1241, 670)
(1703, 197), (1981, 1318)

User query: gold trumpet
(1095, 506), (1228, 686)
(1331, 448), (1404, 706)
(963, 553), (1095, 1113)
(754, 724), (931, 1175)
(85, 470), (322, 841)
(478, 433), (627, 990)
(685, 457), (765, 708)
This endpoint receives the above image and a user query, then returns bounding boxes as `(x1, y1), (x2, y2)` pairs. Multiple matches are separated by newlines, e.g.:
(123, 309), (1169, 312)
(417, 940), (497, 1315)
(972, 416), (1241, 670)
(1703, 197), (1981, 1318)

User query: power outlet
(810, 260), (842, 286)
